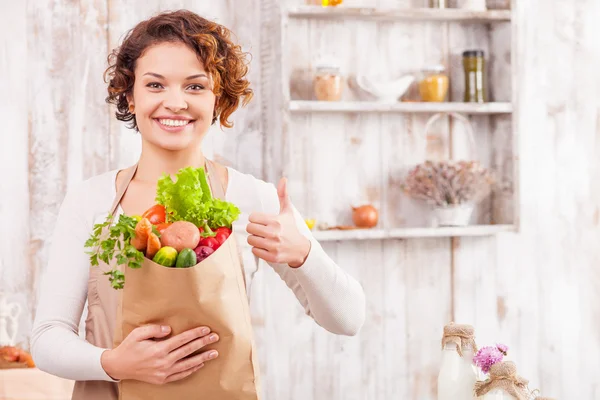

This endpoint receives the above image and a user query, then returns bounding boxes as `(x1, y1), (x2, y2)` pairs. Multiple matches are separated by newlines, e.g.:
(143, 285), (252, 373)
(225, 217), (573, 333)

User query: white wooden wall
(1, 0), (599, 399)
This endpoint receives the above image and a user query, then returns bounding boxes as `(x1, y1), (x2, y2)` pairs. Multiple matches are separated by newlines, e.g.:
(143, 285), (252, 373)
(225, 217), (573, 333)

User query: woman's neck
(135, 140), (205, 183)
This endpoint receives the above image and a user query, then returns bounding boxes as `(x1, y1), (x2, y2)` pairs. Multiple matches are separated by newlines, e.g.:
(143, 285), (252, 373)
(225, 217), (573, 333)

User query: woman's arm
(254, 179), (366, 336)
(30, 181), (116, 381)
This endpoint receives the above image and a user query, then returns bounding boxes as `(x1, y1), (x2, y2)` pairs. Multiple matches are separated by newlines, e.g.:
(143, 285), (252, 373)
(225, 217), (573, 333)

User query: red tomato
(215, 232), (229, 245)
(199, 237), (220, 250)
(215, 227), (232, 238)
(142, 205), (166, 225)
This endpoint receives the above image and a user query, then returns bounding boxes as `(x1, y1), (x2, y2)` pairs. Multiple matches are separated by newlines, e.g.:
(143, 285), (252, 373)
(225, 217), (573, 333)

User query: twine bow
(440, 323), (477, 357)
(474, 361), (531, 400)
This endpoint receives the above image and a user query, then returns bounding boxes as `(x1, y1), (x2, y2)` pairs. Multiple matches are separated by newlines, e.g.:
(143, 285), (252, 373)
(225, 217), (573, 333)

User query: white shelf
(287, 6), (511, 22)
(290, 101), (513, 115)
(311, 224), (515, 241)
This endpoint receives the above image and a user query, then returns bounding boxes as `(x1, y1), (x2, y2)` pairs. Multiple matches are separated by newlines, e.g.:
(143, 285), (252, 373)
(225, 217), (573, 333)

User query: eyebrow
(143, 72), (208, 80)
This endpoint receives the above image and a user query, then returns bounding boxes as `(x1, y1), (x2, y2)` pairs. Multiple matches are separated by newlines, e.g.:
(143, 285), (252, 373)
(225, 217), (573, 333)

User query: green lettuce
(155, 166), (240, 235)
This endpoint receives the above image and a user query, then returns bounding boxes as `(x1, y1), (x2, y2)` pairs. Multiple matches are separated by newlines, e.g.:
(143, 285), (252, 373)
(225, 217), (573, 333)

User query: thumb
(132, 324), (171, 341)
(277, 177), (292, 213)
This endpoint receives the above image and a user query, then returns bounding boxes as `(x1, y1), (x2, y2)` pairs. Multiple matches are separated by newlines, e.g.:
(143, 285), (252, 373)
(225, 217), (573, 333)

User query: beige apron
(72, 160), (260, 400)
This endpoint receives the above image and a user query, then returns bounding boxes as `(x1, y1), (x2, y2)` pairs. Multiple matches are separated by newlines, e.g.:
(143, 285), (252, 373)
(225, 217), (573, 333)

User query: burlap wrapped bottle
(474, 361), (530, 400)
(438, 323), (478, 400)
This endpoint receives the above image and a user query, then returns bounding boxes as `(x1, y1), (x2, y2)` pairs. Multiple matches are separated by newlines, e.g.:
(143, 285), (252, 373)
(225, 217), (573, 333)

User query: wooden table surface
(0, 368), (74, 400)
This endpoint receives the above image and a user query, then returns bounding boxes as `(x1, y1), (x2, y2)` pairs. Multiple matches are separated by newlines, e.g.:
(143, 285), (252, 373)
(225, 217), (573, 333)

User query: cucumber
(152, 246), (178, 267)
(176, 248), (197, 268)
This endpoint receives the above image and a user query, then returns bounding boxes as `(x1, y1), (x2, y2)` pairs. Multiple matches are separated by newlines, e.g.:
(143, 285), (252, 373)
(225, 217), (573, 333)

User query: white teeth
(158, 119), (190, 127)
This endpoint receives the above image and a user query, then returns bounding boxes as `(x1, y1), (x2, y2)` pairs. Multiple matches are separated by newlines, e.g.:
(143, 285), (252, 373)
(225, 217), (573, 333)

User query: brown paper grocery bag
(113, 233), (261, 400)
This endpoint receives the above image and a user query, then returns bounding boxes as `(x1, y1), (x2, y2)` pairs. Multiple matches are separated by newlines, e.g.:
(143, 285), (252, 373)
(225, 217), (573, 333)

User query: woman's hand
(246, 178), (311, 268)
(101, 324), (219, 384)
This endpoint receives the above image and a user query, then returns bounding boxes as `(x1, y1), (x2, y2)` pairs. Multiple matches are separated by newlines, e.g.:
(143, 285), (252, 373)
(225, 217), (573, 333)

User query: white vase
(432, 204), (474, 227)
(437, 343), (478, 400)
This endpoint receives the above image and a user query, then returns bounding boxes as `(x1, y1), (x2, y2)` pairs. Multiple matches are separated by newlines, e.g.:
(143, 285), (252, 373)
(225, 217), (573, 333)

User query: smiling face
(128, 42), (216, 151)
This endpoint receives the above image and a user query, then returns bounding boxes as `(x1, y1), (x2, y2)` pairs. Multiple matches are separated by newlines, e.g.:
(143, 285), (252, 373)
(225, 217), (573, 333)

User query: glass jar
(463, 50), (487, 103)
(481, 388), (514, 400)
(313, 64), (343, 102)
(429, 0), (447, 7)
(419, 65), (449, 102)
(456, 0), (487, 10)
(486, 0), (510, 9)
(321, 0), (343, 6)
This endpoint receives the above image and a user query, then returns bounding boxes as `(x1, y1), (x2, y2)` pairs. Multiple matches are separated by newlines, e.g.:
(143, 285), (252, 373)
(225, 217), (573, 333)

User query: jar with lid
(474, 362), (532, 400)
(486, 0), (510, 9)
(313, 63), (343, 102)
(463, 50), (487, 103)
(418, 65), (449, 102)
(319, 0), (343, 6)
(456, 0), (487, 10)
(429, 0), (447, 7)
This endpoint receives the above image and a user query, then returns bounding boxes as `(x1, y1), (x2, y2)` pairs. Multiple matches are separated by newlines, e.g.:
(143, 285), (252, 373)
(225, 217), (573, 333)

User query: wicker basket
(423, 112), (479, 227)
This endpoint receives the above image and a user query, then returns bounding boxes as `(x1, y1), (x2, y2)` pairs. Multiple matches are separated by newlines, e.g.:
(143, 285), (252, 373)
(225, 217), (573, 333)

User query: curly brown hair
(104, 10), (253, 130)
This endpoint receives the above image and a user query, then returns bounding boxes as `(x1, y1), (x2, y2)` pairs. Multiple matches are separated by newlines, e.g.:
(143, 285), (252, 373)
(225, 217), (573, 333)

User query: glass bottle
(313, 63), (343, 102)
(419, 65), (449, 102)
(463, 50), (487, 103)
(437, 323), (478, 400)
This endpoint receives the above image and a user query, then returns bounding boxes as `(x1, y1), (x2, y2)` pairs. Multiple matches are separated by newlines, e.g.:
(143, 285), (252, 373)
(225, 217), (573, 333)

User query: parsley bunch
(85, 214), (144, 289)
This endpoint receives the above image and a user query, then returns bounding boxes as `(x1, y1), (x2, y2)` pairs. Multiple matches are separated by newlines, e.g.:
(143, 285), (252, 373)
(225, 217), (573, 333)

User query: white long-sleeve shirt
(30, 166), (365, 381)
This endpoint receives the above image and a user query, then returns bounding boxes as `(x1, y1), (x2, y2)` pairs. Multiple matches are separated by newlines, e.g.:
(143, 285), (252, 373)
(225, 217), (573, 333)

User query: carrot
(130, 218), (152, 251)
(146, 232), (161, 259)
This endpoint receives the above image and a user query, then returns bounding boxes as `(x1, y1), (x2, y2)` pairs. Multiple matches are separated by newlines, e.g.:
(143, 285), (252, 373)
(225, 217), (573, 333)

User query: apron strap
(109, 164), (138, 218)
(205, 159), (226, 200)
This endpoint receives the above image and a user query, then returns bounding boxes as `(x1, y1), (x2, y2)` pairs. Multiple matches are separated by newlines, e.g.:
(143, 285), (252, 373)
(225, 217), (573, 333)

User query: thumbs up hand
(246, 177), (311, 268)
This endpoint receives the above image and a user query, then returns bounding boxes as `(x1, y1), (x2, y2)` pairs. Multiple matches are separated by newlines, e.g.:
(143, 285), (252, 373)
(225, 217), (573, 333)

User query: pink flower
(496, 343), (508, 355)
(473, 344), (508, 374)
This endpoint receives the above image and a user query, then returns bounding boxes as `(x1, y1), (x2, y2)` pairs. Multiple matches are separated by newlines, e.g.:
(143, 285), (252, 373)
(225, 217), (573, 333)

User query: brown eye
(187, 84), (205, 91)
(146, 82), (163, 89)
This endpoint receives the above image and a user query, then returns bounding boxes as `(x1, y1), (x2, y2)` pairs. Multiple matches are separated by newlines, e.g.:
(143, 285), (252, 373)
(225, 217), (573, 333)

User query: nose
(163, 89), (188, 112)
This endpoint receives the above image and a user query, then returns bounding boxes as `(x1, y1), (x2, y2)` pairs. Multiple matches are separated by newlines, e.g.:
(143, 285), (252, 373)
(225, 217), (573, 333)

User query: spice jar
(429, 0), (447, 7)
(463, 50), (487, 103)
(419, 65), (449, 102)
(321, 0), (343, 5)
(486, 0), (510, 9)
(313, 62), (343, 102)
(456, 0), (487, 10)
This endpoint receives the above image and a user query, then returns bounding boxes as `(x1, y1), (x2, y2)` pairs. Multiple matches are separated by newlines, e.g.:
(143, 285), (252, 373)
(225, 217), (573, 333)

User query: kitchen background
(1, 0), (599, 399)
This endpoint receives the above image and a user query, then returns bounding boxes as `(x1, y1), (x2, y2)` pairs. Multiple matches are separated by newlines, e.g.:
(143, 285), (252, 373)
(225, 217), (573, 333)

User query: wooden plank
(261, 0), (286, 183)
(288, 6), (512, 22)
(0, 0), (30, 349)
(311, 224), (515, 241)
(106, 0), (144, 169)
(290, 100), (513, 114)
(79, 0), (111, 179)
(405, 238), (452, 399)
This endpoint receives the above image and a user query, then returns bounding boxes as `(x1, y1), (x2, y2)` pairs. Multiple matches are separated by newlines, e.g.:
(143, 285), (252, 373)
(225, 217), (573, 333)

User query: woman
(31, 9), (365, 396)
